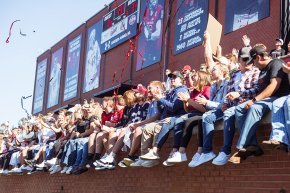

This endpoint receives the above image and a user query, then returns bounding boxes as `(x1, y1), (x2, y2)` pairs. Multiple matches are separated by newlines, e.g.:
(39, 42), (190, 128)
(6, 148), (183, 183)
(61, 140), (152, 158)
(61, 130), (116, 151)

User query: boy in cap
(270, 38), (285, 59)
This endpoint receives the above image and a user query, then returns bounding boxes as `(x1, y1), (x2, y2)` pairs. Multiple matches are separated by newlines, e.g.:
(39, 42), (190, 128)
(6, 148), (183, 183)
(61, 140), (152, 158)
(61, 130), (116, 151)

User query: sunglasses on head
(170, 75), (178, 80)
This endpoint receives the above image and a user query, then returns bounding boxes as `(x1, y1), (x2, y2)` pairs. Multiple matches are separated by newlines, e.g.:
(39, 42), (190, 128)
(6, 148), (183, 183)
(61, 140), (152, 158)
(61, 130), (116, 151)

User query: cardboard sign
(206, 14), (222, 55)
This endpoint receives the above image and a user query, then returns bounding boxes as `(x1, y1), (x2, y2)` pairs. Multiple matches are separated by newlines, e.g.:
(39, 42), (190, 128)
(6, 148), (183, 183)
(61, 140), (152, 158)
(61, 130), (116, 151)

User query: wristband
(252, 97), (257, 103)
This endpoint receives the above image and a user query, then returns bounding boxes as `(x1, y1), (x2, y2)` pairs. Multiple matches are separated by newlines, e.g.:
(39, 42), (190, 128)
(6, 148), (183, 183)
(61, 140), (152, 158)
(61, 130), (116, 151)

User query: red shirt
(110, 108), (124, 124)
(188, 85), (211, 111)
(101, 111), (115, 126)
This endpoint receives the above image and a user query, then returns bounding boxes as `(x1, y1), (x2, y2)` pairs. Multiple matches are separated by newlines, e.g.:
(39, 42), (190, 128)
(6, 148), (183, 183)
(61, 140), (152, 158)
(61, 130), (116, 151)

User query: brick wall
(1, 124), (290, 193)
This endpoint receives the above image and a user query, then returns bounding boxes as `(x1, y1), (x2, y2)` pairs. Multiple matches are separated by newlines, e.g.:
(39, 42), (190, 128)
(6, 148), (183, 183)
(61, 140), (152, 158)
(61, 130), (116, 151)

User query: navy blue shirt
(159, 85), (188, 119)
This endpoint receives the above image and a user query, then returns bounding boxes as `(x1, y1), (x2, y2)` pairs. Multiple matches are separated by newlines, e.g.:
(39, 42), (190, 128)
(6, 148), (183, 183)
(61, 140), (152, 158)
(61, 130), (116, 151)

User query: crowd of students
(0, 32), (289, 176)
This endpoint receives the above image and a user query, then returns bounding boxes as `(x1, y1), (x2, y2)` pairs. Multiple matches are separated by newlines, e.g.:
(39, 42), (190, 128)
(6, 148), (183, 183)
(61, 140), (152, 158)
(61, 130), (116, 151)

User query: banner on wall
(100, 0), (139, 53)
(33, 59), (47, 114)
(63, 35), (82, 101)
(173, 0), (209, 55)
(47, 48), (63, 108)
(136, 0), (165, 71)
(83, 21), (102, 93)
(225, 0), (270, 33)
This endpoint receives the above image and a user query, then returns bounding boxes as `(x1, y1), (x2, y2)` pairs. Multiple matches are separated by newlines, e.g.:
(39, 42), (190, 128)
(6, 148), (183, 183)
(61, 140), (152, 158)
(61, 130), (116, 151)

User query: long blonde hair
(194, 70), (212, 92)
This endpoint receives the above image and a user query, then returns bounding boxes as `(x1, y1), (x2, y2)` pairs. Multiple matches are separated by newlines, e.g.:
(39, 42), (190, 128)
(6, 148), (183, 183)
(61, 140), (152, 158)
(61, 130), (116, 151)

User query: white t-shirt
(38, 128), (56, 146)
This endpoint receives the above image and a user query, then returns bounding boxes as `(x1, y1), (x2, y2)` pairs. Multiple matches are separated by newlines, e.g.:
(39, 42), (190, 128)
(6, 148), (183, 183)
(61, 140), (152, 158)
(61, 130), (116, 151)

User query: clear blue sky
(0, 0), (113, 127)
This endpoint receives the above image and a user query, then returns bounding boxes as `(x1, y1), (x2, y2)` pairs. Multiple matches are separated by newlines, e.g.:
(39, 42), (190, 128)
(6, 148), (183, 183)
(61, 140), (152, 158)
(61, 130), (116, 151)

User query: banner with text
(33, 59), (47, 114)
(225, 0), (270, 33)
(63, 35), (82, 101)
(173, 0), (209, 55)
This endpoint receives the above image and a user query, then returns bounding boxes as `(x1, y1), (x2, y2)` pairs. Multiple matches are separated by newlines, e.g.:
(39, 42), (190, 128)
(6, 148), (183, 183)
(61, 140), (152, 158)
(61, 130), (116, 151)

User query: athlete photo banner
(173, 0), (209, 55)
(224, 0), (270, 33)
(136, 0), (165, 71)
(63, 35), (82, 101)
(83, 21), (102, 93)
(47, 48), (63, 108)
(33, 59), (47, 114)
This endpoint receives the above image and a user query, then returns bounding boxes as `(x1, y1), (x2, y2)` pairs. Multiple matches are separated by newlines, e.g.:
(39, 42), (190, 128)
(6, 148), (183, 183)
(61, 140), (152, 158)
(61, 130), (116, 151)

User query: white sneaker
(212, 152), (230, 166)
(2, 169), (9, 175)
(46, 158), (57, 166)
(0, 169), (3, 174)
(162, 160), (175, 167)
(190, 152), (216, 167)
(20, 165), (32, 171)
(162, 152), (175, 167)
(14, 168), (23, 173)
(65, 166), (73, 174)
(140, 149), (160, 160)
(99, 154), (109, 162)
(9, 167), (21, 173)
(60, 166), (69, 174)
(49, 165), (56, 172)
(167, 152), (187, 163)
(36, 161), (45, 168)
(50, 165), (62, 174)
(130, 159), (146, 167)
(101, 155), (114, 163)
(188, 152), (201, 167)
(141, 160), (160, 167)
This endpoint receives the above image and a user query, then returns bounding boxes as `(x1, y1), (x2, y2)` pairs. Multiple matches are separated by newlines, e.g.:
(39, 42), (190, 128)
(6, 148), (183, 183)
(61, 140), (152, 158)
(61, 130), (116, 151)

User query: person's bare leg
(111, 128), (126, 154)
(95, 132), (106, 154)
(128, 127), (142, 156)
(21, 148), (29, 165)
(107, 131), (118, 154)
(88, 132), (97, 154)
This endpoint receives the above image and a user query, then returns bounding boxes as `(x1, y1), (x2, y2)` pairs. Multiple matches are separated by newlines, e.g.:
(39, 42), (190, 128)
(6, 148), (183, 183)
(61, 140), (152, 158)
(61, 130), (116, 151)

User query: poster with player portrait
(33, 59), (47, 114)
(47, 48), (63, 108)
(83, 21), (102, 93)
(136, 0), (165, 71)
(225, 0), (270, 33)
(63, 35), (82, 101)
(173, 0), (209, 55)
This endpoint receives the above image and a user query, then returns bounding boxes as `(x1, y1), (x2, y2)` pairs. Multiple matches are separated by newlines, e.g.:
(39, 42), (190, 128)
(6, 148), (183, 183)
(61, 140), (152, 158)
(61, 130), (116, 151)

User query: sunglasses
(241, 57), (248, 62)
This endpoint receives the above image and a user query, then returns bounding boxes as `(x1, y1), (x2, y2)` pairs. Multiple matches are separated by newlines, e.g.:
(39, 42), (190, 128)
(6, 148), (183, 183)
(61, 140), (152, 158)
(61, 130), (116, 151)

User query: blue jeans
(61, 139), (78, 166)
(270, 95), (290, 145)
(235, 97), (277, 149)
(202, 108), (224, 153)
(45, 141), (55, 161)
(74, 138), (89, 167)
(221, 106), (236, 155)
(156, 112), (202, 149)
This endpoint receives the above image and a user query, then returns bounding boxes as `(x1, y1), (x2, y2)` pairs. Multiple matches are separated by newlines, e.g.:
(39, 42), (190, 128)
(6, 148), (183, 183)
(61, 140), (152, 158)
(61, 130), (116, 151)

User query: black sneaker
(27, 166), (37, 175)
(73, 166), (88, 175)
(239, 146), (264, 160)
(86, 160), (95, 168)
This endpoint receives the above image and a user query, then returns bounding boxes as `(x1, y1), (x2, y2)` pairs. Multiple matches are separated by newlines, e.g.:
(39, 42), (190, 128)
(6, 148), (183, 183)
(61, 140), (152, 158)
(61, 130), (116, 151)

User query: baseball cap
(238, 47), (251, 59)
(168, 71), (185, 79)
(276, 38), (284, 45)
(132, 84), (148, 95)
(182, 65), (191, 72)
(246, 46), (267, 65)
